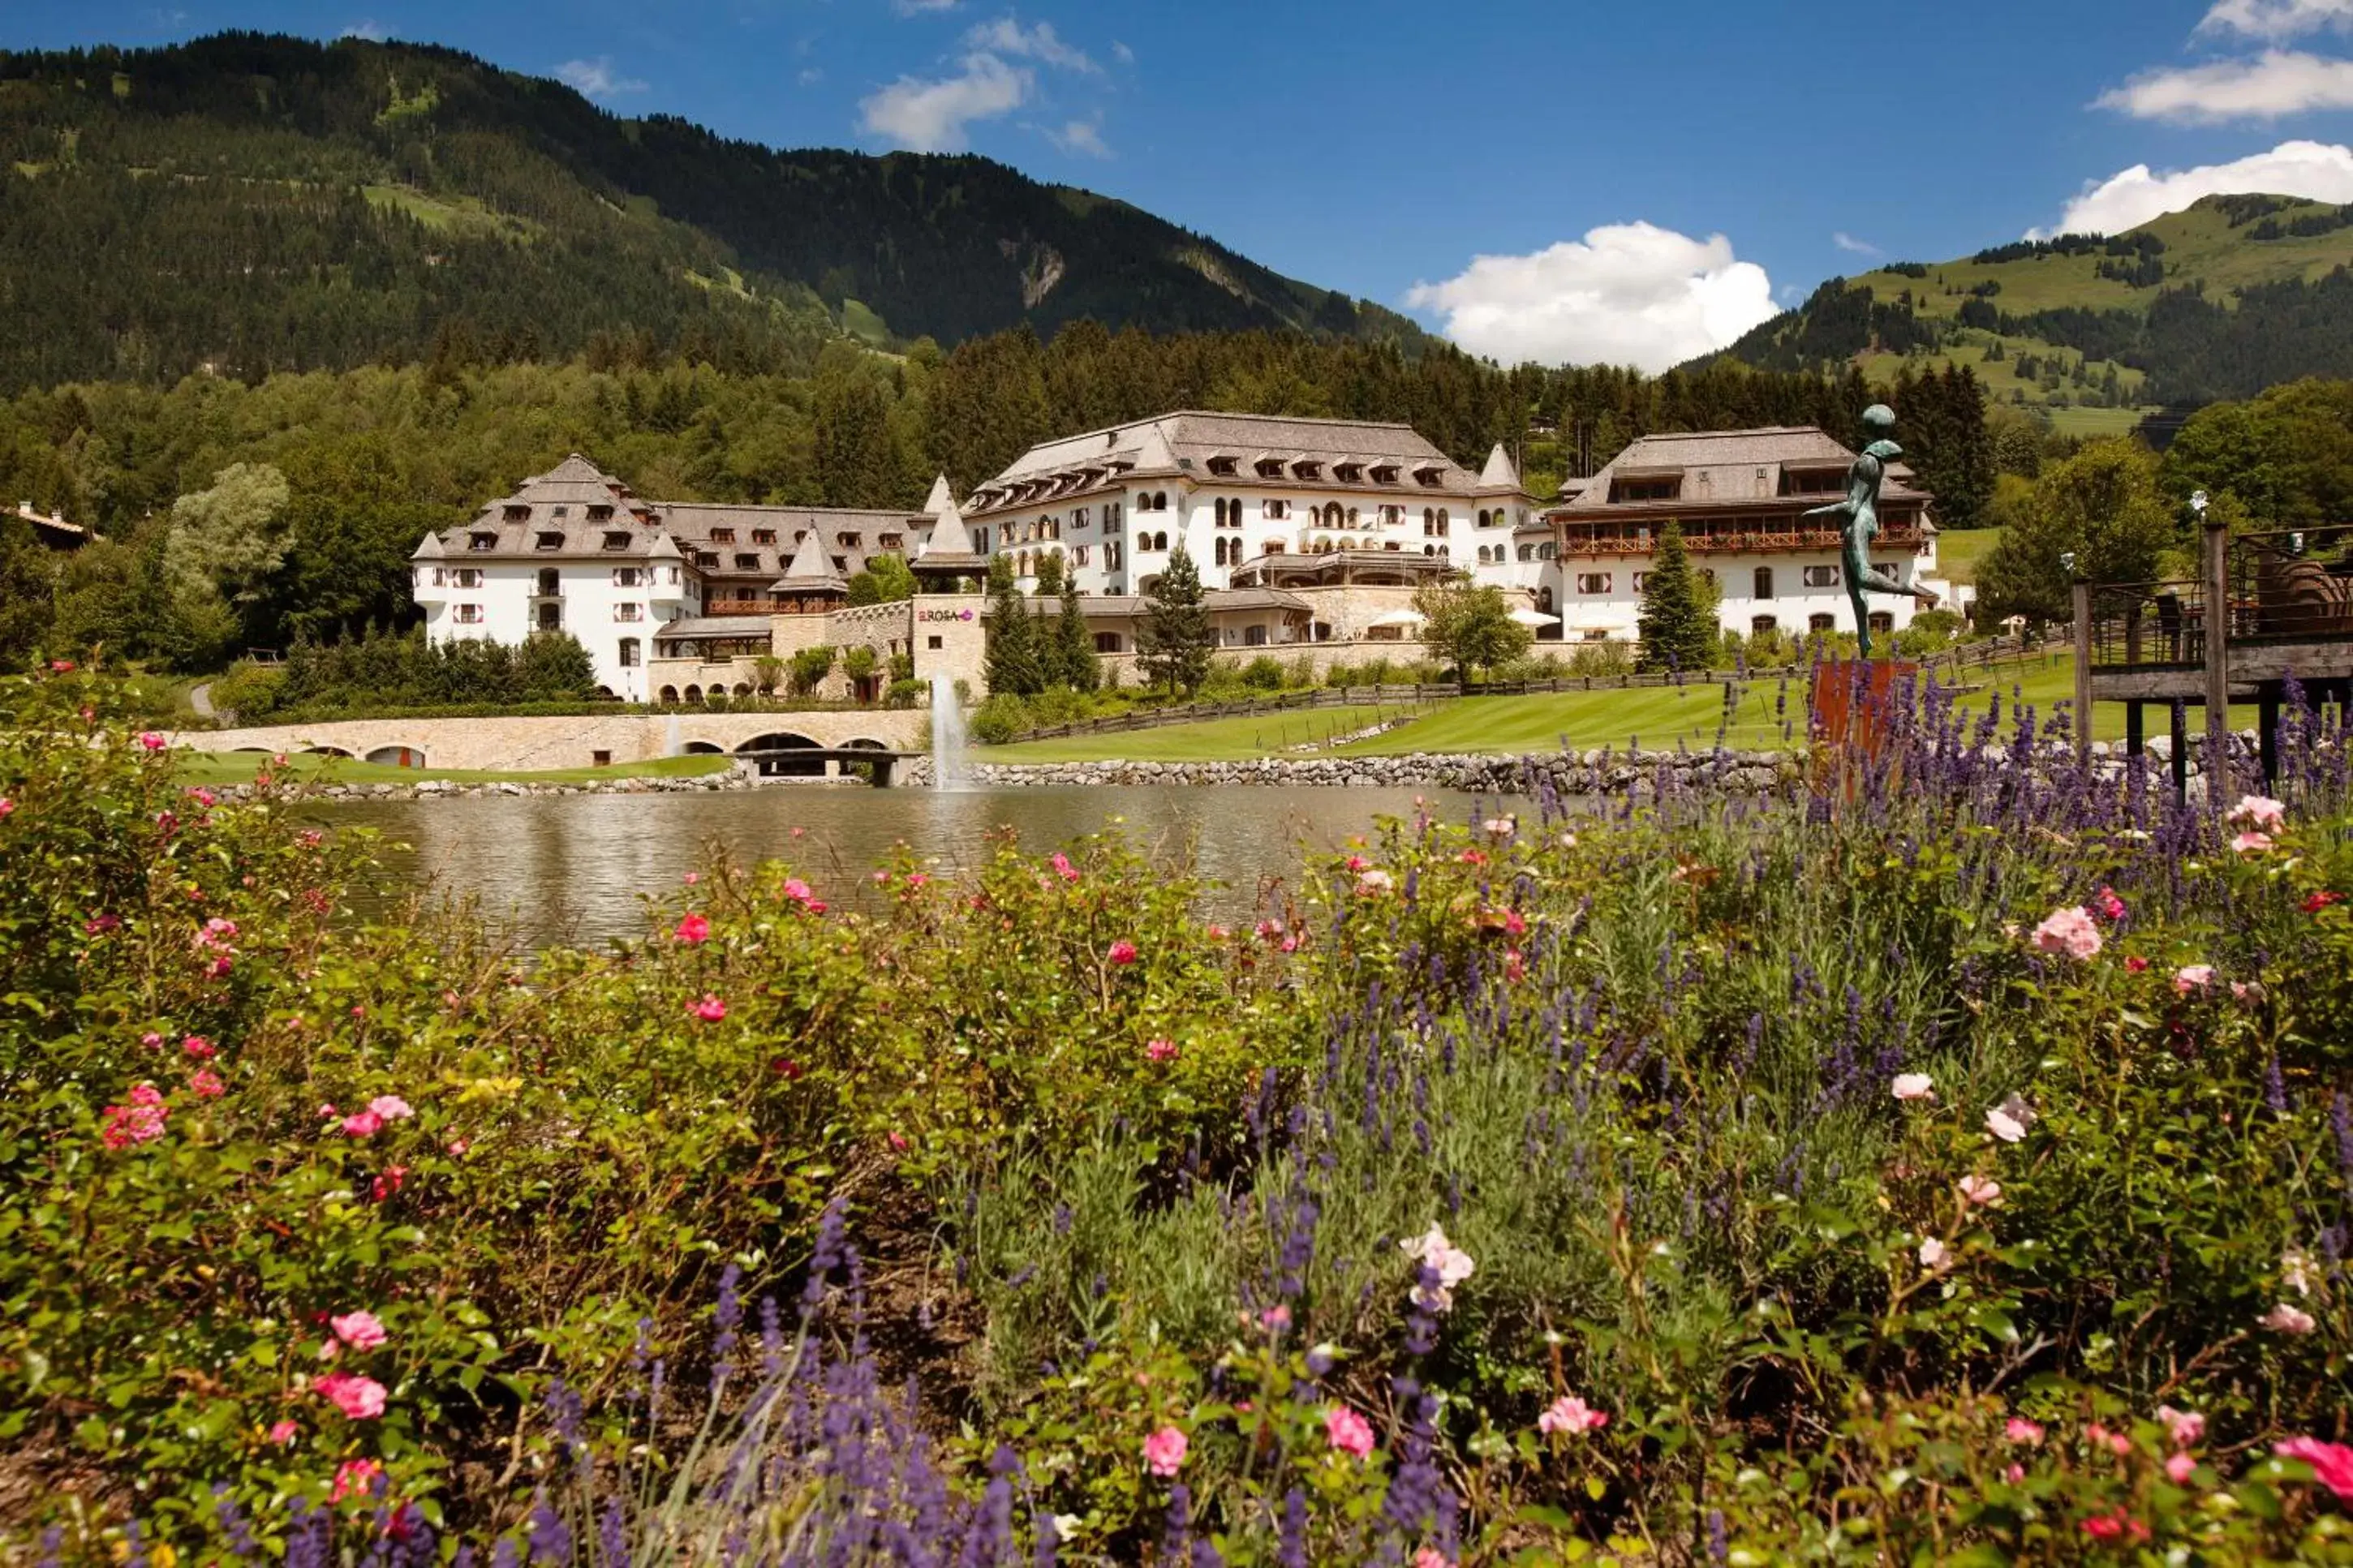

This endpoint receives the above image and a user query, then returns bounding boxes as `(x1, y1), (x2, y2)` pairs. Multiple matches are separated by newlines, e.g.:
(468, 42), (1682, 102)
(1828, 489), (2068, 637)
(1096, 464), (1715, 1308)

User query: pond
(322, 784), (1498, 949)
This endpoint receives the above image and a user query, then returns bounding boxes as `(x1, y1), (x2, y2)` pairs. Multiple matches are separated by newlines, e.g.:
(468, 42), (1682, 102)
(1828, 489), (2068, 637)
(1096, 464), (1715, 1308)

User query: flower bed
(5, 664), (2353, 1563)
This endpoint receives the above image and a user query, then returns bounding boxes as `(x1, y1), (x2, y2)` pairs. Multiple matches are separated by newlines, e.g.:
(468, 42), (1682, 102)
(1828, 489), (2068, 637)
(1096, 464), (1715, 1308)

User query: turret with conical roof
(768, 525), (849, 609)
(1475, 443), (1525, 495)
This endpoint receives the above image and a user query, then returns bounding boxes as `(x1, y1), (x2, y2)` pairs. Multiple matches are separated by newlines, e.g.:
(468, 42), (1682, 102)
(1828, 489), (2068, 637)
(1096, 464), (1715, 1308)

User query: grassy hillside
(0, 32), (1434, 393)
(1715, 193), (2353, 419)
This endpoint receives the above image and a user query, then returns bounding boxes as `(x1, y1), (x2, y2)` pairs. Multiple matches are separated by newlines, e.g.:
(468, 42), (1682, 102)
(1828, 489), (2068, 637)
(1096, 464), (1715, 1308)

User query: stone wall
(180, 708), (929, 771)
(922, 736), (2230, 797)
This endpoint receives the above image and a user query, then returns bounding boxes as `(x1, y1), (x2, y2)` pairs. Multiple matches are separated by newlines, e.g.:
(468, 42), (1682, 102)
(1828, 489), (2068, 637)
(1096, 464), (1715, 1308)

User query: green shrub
(1240, 655), (1284, 690)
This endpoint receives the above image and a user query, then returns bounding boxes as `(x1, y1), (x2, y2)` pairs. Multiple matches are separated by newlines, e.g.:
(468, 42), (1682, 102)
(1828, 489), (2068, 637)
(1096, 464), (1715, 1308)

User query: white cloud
(892, 0), (960, 12)
(860, 52), (1030, 151)
(1044, 115), (1112, 158)
(2033, 138), (2353, 234)
(554, 58), (649, 99)
(798, 67), (824, 86)
(2197, 0), (2353, 38)
(340, 19), (390, 41)
(1112, 40), (1136, 65)
(1832, 231), (1882, 256)
(2097, 48), (2353, 120)
(1405, 221), (1779, 373)
(965, 17), (1098, 73)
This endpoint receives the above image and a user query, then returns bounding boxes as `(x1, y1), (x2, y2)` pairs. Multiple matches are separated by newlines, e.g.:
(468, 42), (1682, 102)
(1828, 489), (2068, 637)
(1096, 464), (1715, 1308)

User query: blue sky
(10, 0), (2353, 369)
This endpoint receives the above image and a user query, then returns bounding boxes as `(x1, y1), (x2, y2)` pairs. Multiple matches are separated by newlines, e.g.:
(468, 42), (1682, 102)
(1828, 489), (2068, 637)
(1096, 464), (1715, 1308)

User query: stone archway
(736, 732), (826, 778)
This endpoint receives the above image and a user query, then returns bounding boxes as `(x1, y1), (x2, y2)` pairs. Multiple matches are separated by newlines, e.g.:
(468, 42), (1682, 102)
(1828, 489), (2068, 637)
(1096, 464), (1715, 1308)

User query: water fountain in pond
(928, 674), (970, 791)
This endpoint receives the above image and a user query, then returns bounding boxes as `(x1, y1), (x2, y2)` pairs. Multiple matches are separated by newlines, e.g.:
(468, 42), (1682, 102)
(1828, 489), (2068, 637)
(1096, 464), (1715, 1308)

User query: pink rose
(2262, 1302), (2316, 1334)
(2005, 1418), (2045, 1446)
(1538, 1394), (1608, 1435)
(1143, 1425), (1188, 1476)
(2228, 794), (2286, 833)
(329, 1456), (383, 1502)
(2093, 886), (2126, 921)
(367, 1095), (413, 1122)
(692, 994), (727, 1022)
(1051, 852), (1080, 883)
(140, 732), (166, 752)
(2028, 904), (2102, 960)
(2276, 1436), (2353, 1501)
(268, 1420), (299, 1446)
(342, 1110), (385, 1139)
(1324, 1405), (1375, 1459)
(1957, 1174), (2002, 1207)
(2166, 1452), (2197, 1484)
(183, 1035), (215, 1059)
(2173, 963), (2215, 994)
(675, 913), (710, 944)
(1891, 1073), (1934, 1102)
(2231, 831), (2275, 856)
(313, 1371), (387, 1420)
(1108, 940), (1138, 965)
(189, 1068), (226, 1099)
(330, 1311), (388, 1351)
(1145, 1037), (1178, 1063)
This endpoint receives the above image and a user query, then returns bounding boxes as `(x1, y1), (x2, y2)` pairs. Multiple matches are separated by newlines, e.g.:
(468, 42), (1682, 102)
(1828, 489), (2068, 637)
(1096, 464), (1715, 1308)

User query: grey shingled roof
(966, 411), (1517, 517)
(432, 454), (937, 588)
(1556, 427), (1932, 514)
(654, 616), (779, 640)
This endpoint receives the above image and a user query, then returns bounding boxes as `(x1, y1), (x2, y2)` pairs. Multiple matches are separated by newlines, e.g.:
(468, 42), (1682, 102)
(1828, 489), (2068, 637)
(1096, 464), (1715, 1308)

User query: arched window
(1438, 509), (1451, 536)
(1323, 501), (1343, 528)
(1517, 543), (1534, 561)
(1214, 498), (1228, 527)
(1154, 491), (1168, 511)
(1537, 586), (1555, 612)
(1478, 509), (1491, 529)
(1422, 508), (1435, 535)
(660, 685), (680, 704)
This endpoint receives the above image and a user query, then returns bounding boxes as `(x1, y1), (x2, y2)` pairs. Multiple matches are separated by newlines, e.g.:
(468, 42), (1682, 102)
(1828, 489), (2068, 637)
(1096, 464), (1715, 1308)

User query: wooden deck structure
(2072, 521), (2353, 792)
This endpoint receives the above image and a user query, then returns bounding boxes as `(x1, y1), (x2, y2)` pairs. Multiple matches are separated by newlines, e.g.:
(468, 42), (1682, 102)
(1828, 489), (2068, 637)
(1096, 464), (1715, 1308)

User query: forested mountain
(1710, 195), (2353, 414)
(0, 32), (1430, 393)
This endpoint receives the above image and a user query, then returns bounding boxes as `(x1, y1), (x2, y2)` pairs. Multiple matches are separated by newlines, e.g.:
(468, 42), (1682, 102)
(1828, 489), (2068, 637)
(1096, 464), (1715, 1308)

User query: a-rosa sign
(918, 609), (976, 622)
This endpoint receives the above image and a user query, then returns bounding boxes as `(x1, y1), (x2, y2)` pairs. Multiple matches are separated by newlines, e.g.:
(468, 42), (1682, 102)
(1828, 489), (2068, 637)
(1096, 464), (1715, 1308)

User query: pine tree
(983, 555), (1045, 696)
(1636, 520), (1715, 672)
(1054, 578), (1099, 692)
(1137, 543), (1212, 696)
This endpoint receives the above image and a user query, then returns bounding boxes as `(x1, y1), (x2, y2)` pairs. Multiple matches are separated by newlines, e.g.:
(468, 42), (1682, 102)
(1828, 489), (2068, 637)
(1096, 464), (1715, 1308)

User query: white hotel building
(1537, 426), (1949, 644)
(411, 420), (1951, 703)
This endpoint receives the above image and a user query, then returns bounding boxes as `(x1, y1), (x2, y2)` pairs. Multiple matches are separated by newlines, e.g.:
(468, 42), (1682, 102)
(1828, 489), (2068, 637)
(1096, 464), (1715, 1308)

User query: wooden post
(2071, 580), (2093, 767)
(2170, 700), (2189, 803)
(2126, 701), (2144, 758)
(2259, 690), (2280, 787)
(2204, 519), (2231, 797)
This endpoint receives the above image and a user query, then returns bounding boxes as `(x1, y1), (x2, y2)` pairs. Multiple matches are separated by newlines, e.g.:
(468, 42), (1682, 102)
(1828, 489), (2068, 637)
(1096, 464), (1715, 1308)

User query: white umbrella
(1508, 608), (1561, 627)
(1367, 608), (1426, 629)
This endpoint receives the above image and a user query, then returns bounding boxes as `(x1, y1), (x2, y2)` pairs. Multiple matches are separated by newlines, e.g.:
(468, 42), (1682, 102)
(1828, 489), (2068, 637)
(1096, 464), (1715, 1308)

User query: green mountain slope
(1713, 194), (2353, 423)
(0, 32), (1431, 393)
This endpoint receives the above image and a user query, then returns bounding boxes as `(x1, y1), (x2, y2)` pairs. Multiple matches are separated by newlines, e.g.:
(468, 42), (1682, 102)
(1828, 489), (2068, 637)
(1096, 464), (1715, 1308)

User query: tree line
(0, 325), (1996, 676)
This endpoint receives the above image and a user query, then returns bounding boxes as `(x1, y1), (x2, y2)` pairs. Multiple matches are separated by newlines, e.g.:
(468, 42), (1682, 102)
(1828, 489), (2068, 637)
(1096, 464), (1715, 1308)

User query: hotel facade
(412, 419), (1951, 703)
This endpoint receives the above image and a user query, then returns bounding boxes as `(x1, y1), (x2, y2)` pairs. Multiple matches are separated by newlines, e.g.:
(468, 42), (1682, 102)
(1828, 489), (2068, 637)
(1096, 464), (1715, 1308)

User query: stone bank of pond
(323, 783), (1491, 946)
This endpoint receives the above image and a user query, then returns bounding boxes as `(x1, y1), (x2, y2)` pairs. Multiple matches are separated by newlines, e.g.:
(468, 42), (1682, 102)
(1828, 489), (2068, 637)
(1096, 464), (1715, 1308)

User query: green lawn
(976, 703), (1426, 764)
(973, 654), (2249, 765)
(173, 751), (736, 787)
(1933, 528), (2001, 586)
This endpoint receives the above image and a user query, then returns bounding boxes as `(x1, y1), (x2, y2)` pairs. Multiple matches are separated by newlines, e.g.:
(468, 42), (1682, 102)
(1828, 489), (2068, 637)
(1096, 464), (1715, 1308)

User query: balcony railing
(2229, 527), (2353, 642)
(1555, 527), (1929, 557)
(2086, 580), (2208, 670)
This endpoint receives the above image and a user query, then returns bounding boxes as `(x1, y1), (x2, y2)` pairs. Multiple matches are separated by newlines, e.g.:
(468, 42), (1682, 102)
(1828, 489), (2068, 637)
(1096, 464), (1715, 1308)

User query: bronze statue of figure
(1803, 403), (1938, 659)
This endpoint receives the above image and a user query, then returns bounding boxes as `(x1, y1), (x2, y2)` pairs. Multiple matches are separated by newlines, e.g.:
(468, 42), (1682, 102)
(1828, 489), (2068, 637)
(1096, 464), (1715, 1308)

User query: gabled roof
(966, 410), (1524, 516)
(1555, 426), (1932, 514)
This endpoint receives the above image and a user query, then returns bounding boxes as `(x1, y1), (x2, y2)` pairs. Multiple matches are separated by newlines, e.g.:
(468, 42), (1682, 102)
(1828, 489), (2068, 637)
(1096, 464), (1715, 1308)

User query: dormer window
(752, 529), (776, 545)
(587, 505), (613, 522)
(710, 528), (736, 543)
(879, 532), (904, 551)
(1413, 465), (1444, 488)
(1371, 465), (1400, 483)
(696, 551), (721, 568)
(1255, 459), (1285, 479)
(734, 553), (760, 570)
(501, 505), (528, 522)
(1334, 463), (1361, 482)
(1293, 461), (1323, 481)
(533, 531), (563, 551)
(602, 531), (633, 551)
(837, 532), (858, 548)
(1207, 457), (1238, 477)
(1611, 477), (1682, 503)
(469, 532), (498, 552)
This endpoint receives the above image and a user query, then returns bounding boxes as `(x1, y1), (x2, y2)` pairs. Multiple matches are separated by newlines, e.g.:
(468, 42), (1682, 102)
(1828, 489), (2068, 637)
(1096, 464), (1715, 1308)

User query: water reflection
(321, 784), (1493, 949)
